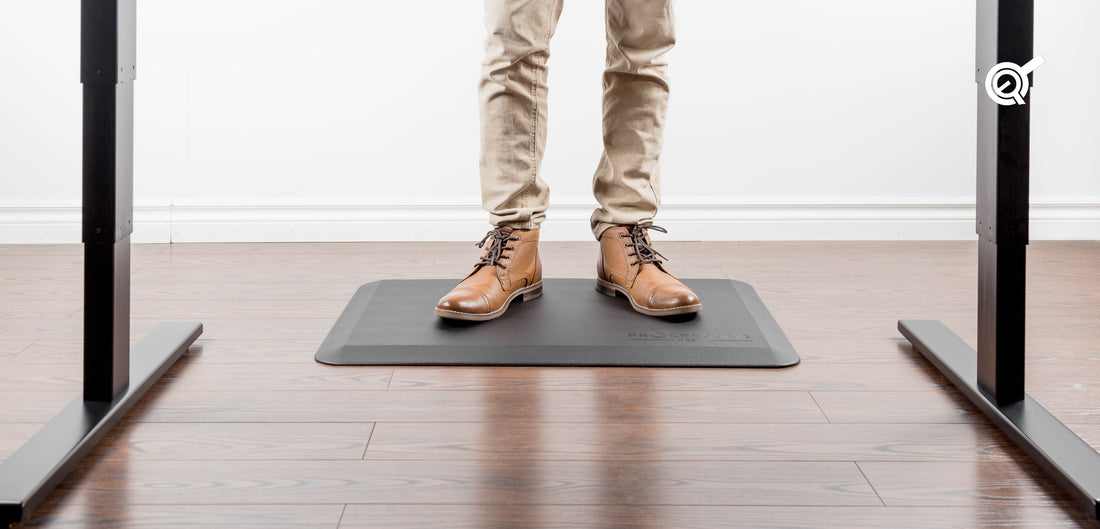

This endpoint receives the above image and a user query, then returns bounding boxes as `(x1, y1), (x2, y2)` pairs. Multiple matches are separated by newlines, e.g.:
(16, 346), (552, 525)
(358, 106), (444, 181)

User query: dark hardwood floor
(1, 240), (1098, 528)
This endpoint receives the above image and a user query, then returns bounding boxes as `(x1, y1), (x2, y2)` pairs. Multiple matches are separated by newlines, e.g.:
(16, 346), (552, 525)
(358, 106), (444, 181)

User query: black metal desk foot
(0, 322), (203, 525)
(899, 319), (1100, 520)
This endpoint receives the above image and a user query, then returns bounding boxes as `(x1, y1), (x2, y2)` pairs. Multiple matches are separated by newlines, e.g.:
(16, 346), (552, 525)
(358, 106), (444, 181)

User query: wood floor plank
(132, 389), (828, 424)
(130, 281), (365, 300)
(154, 241), (462, 256)
(705, 240), (982, 255)
(0, 363), (81, 391)
(1030, 362), (1100, 390)
(126, 297), (351, 320)
(0, 282), (83, 300)
(0, 317), (333, 341)
(0, 361), (389, 392)
(765, 297), (969, 321)
(1007, 344), (1100, 365)
(1026, 390), (1100, 424)
(160, 362), (392, 392)
(0, 391), (79, 422)
(810, 390), (983, 424)
(55, 460), (880, 506)
(771, 315), (1096, 343)
(12, 339), (321, 364)
(0, 280), (357, 301)
(1067, 424), (1100, 452)
(179, 339), (342, 364)
(751, 279), (1041, 302)
(129, 266), (405, 284)
(0, 358), (389, 391)
(0, 270), (92, 283)
(814, 392), (1099, 449)
(858, 461), (1072, 507)
(148, 317), (331, 341)
(0, 300), (81, 319)
(0, 243), (166, 258)
(0, 339), (33, 360)
(785, 338), (921, 363)
(0, 319), (162, 341)
(131, 252), (435, 270)
(759, 314), (976, 341)
(387, 364), (950, 392)
(93, 422), (374, 461)
(337, 504), (1092, 529)
(725, 278), (975, 294)
(9, 337), (150, 363)
(727, 270), (977, 286)
(11, 339), (139, 364)
(20, 504), (343, 529)
(363, 422), (1020, 462)
(0, 422), (43, 463)
(0, 262), (135, 275)
(1035, 284), (1100, 306)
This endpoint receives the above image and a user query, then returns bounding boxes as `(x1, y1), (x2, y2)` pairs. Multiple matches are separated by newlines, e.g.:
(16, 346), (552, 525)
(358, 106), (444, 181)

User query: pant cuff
(499, 221), (540, 231)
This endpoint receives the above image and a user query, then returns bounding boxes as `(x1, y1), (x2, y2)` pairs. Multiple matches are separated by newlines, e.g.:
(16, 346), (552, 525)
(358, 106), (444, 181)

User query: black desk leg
(0, 0), (202, 524)
(901, 0), (1100, 519)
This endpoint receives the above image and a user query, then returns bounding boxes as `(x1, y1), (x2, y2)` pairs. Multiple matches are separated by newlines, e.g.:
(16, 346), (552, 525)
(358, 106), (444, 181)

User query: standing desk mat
(316, 279), (800, 367)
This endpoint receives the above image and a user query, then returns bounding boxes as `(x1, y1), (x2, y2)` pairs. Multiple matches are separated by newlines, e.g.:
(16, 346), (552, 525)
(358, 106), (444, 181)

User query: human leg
(435, 0), (563, 320)
(590, 2), (700, 316)
(480, 0), (565, 229)
(589, 0), (676, 240)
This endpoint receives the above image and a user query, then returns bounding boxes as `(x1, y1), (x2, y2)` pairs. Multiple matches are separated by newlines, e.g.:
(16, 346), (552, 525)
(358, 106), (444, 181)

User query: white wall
(1, 0), (1097, 242)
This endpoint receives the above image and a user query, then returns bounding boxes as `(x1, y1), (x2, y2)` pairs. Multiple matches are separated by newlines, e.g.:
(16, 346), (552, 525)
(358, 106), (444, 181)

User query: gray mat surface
(316, 279), (799, 367)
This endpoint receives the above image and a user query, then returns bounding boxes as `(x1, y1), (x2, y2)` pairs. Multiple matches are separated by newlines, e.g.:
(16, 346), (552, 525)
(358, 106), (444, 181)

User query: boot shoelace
(476, 227), (520, 269)
(620, 224), (669, 266)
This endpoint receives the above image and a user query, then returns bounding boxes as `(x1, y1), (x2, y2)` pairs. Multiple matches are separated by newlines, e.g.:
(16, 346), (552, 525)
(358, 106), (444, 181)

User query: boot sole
(596, 278), (702, 317)
(434, 281), (543, 322)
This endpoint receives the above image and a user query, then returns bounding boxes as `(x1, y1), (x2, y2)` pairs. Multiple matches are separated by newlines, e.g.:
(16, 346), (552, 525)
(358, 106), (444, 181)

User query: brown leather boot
(434, 226), (543, 321)
(597, 224), (701, 316)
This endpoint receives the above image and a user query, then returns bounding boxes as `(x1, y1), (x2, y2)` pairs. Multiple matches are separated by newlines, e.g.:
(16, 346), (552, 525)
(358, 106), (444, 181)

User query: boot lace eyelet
(621, 224), (669, 267)
(474, 227), (521, 269)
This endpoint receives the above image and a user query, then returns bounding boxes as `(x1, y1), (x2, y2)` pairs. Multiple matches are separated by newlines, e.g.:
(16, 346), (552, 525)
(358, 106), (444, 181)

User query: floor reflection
(478, 367), (663, 527)
(25, 440), (131, 528)
(596, 368), (661, 528)
(480, 368), (546, 527)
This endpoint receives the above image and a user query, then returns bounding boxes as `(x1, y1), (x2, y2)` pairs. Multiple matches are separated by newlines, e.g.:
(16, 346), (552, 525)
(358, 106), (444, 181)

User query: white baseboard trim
(2, 199), (1099, 243)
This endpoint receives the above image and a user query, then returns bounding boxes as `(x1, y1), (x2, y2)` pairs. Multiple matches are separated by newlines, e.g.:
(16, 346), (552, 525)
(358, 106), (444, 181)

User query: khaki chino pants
(479, 0), (676, 240)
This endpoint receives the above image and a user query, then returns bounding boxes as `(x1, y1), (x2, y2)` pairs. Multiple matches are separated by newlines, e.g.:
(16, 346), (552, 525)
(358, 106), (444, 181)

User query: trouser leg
(480, 0), (564, 229)
(590, 0), (676, 240)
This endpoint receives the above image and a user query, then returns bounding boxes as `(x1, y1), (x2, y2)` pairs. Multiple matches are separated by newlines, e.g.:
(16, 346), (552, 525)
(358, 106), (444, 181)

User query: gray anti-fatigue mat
(315, 278), (799, 367)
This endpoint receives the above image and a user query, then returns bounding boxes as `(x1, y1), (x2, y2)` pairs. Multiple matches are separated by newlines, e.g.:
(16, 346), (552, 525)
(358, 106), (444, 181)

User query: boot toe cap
(648, 284), (701, 310)
(436, 288), (492, 315)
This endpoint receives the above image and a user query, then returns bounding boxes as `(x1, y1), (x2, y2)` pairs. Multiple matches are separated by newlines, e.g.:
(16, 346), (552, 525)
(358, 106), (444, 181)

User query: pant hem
(498, 221), (541, 231)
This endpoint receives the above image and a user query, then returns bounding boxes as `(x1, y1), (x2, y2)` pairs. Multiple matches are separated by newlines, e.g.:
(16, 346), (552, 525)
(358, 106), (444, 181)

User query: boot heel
(595, 280), (618, 298)
(522, 283), (543, 301)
